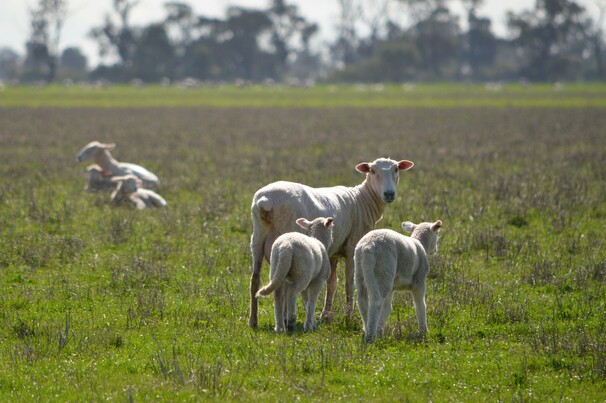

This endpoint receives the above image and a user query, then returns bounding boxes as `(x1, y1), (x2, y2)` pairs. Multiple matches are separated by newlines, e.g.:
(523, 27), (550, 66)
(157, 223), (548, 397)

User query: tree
(507, 0), (591, 81)
(131, 24), (174, 81)
(89, 0), (139, 67)
(60, 47), (88, 78)
(23, 0), (68, 82)
(0, 47), (21, 80)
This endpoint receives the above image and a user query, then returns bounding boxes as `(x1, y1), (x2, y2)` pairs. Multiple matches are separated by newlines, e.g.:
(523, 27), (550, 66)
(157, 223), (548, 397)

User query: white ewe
(249, 157), (414, 328)
(256, 217), (334, 332)
(84, 164), (115, 192)
(76, 141), (160, 189)
(354, 219), (442, 343)
(111, 175), (167, 209)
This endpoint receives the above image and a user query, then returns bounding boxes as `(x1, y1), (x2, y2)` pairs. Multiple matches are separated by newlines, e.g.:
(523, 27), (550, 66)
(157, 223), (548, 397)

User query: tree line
(1, 0), (604, 84)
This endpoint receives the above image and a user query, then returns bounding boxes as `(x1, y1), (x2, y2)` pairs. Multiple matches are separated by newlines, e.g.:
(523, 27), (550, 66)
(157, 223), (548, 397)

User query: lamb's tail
(355, 243), (379, 292)
(252, 195), (274, 224)
(256, 248), (292, 297)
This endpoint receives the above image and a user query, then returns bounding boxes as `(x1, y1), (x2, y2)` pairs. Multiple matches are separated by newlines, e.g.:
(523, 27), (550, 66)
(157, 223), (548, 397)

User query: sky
(0, 0), (601, 67)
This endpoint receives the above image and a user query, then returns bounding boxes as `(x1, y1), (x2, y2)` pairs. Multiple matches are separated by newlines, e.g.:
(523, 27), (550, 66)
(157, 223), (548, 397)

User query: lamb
(84, 164), (115, 192)
(256, 216), (334, 332)
(76, 141), (160, 189)
(249, 157), (414, 328)
(110, 175), (167, 209)
(354, 219), (442, 343)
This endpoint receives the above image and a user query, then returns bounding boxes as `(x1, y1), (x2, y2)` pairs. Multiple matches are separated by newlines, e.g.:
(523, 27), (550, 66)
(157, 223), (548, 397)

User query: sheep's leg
(365, 298), (382, 343)
(249, 233), (267, 329)
(274, 286), (286, 332)
(304, 279), (324, 331)
(321, 257), (339, 322)
(377, 292), (393, 337)
(286, 287), (298, 332)
(344, 256), (356, 317)
(411, 286), (428, 334)
(356, 283), (369, 335)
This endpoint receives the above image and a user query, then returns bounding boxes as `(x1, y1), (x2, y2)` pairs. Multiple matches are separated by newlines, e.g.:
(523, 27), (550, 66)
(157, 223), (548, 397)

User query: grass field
(0, 85), (605, 401)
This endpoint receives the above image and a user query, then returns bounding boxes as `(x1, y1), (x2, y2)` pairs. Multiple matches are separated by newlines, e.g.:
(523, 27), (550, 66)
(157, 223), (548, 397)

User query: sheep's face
(76, 141), (116, 162)
(296, 217), (334, 248)
(356, 158), (414, 204)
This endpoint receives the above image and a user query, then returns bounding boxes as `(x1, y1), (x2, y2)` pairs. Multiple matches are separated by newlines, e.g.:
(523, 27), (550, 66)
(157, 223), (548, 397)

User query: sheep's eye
(394, 167), (398, 173)
(370, 168), (376, 174)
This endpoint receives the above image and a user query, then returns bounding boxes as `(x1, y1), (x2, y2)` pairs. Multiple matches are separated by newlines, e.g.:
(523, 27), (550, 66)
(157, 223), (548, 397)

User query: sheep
(248, 157), (414, 329)
(110, 175), (167, 209)
(76, 141), (160, 189)
(84, 164), (115, 192)
(256, 216), (334, 332)
(354, 219), (442, 343)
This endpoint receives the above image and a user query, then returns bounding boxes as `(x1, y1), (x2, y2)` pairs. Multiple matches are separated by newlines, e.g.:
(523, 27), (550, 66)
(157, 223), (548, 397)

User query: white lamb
(111, 175), (167, 209)
(256, 216), (334, 332)
(84, 164), (115, 192)
(249, 157), (414, 328)
(76, 141), (160, 189)
(354, 219), (442, 343)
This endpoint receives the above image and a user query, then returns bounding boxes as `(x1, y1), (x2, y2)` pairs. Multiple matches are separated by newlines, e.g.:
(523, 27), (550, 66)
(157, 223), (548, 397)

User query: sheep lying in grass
(84, 164), (115, 192)
(249, 157), (414, 328)
(76, 141), (160, 189)
(256, 217), (334, 332)
(111, 175), (167, 209)
(354, 219), (442, 343)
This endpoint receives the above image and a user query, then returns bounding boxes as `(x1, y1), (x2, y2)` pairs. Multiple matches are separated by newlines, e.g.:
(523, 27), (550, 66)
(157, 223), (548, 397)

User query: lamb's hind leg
(321, 257), (339, 322)
(411, 286), (428, 334)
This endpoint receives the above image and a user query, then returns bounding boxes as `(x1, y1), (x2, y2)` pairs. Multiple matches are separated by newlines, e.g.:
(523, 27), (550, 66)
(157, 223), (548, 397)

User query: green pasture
(1, 82), (606, 108)
(0, 96), (604, 401)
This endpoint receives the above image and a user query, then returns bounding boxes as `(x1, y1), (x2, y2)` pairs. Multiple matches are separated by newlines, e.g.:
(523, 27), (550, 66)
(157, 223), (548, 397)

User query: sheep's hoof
(320, 311), (334, 323)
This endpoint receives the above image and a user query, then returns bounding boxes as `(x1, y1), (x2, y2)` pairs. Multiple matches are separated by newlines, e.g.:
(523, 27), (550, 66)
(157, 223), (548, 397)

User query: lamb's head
(111, 174), (141, 194)
(402, 220), (442, 254)
(356, 158), (414, 204)
(76, 141), (116, 162)
(296, 216), (334, 250)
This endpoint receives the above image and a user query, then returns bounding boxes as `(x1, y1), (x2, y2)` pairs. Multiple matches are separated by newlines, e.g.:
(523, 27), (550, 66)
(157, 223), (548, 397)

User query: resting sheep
(84, 164), (115, 192)
(256, 216), (334, 332)
(76, 141), (160, 189)
(354, 219), (442, 343)
(249, 157), (414, 328)
(111, 175), (167, 209)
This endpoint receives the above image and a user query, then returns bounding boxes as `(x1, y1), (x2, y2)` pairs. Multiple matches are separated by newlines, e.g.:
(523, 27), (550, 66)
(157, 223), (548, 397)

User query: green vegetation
(0, 98), (604, 400)
(1, 82), (606, 108)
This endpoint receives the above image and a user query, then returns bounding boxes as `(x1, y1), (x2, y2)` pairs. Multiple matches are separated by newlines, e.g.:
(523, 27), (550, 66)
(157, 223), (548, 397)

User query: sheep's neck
(413, 231), (433, 251)
(355, 180), (385, 224)
(94, 150), (119, 171)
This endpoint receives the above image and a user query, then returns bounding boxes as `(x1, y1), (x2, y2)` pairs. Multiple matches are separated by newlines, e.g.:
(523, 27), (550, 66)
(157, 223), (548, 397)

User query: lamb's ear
(355, 162), (371, 173)
(296, 218), (310, 229)
(324, 217), (334, 228)
(398, 160), (414, 171)
(104, 142), (116, 150)
(402, 221), (416, 233)
(431, 220), (442, 232)
(111, 176), (123, 183)
(135, 178), (143, 186)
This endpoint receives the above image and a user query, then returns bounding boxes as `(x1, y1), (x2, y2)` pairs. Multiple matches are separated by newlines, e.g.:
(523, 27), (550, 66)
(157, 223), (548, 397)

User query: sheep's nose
(383, 191), (396, 202)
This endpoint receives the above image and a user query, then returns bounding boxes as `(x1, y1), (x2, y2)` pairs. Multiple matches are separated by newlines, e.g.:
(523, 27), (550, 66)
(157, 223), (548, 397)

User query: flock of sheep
(76, 144), (442, 343)
(76, 141), (167, 209)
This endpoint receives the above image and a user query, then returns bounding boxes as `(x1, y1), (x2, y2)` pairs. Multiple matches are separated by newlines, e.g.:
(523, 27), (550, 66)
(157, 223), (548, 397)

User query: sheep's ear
(296, 218), (310, 229)
(398, 160), (414, 171)
(355, 163), (371, 173)
(402, 221), (416, 233)
(324, 217), (334, 228)
(135, 178), (143, 186)
(431, 220), (442, 232)
(104, 143), (116, 150)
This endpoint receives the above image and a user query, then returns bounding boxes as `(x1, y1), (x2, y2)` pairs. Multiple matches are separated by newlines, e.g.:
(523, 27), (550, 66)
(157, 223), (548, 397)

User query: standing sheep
(76, 141), (160, 189)
(354, 219), (442, 343)
(256, 216), (334, 332)
(111, 175), (167, 209)
(249, 157), (414, 328)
